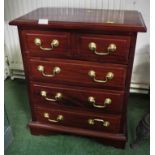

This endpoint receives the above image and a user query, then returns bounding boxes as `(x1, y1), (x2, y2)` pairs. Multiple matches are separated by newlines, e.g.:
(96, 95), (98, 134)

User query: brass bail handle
(40, 91), (62, 102)
(88, 118), (110, 127)
(44, 113), (64, 123)
(88, 97), (112, 108)
(88, 70), (114, 83)
(88, 42), (117, 55)
(34, 38), (59, 51)
(37, 65), (61, 77)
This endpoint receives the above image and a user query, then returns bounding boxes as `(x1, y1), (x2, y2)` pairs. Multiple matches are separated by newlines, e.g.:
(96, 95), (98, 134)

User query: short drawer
(29, 58), (127, 90)
(78, 34), (130, 64)
(21, 30), (70, 57)
(35, 107), (121, 133)
(31, 83), (124, 113)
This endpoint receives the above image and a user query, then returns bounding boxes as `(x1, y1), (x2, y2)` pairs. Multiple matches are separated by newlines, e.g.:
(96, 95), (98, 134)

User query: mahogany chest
(9, 7), (146, 148)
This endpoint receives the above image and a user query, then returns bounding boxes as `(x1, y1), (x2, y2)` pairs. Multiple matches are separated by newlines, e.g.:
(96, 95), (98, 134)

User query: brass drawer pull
(37, 65), (61, 77)
(44, 112), (64, 123)
(88, 42), (116, 55)
(88, 70), (114, 83)
(88, 118), (110, 127)
(41, 91), (62, 102)
(34, 38), (59, 51)
(88, 97), (112, 108)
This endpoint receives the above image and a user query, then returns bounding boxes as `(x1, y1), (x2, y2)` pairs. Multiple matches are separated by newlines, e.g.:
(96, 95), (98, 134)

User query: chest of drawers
(9, 7), (146, 148)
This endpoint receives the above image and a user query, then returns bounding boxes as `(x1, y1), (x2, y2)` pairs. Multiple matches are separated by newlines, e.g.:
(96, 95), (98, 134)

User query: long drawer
(29, 58), (127, 90)
(35, 106), (121, 133)
(30, 82), (124, 114)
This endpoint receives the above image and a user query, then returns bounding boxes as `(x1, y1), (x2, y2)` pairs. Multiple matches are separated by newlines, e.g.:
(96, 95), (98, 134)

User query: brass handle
(88, 97), (112, 108)
(34, 38), (59, 51)
(41, 91), (62, 102)
(37, 65), (61, 77)
(88, 70), (114, 83)
(44, 112), (64, 123)
(88, 118), (110, 127)
(88, 42), (116, 55)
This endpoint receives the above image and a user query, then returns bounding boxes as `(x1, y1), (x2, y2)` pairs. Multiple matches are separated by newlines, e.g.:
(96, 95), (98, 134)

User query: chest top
(9, 7), (146, 32)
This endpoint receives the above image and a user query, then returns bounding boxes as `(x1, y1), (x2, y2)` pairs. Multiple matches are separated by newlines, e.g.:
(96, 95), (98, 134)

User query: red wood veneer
(9, 7), (146, 148)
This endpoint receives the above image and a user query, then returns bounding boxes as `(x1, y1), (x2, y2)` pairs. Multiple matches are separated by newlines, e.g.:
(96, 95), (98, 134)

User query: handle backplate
(41, 91), (62, 102)
(88, 118), (110, 127)
(88, 96), (112, 108)
(88, 70), (114, 83)
(88, 42), (116, 55)
(34, 38), (59, 51)
(37, 65), (61, 77)
(44, 112), (64, 123)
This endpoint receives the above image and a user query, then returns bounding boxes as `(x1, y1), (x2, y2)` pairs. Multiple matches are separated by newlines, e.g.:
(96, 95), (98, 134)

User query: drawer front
(78, 34), (130, 64)
(31, 83), (124, 113)
(22, 30), (70, 57)
(35, 107), (121, 133)
(29, 58), (127, 90)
